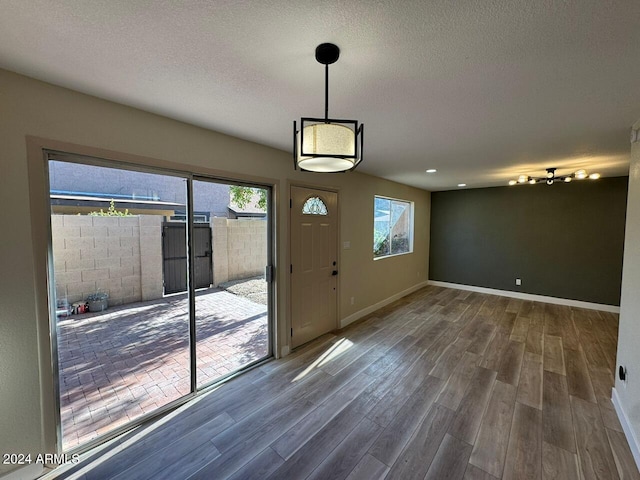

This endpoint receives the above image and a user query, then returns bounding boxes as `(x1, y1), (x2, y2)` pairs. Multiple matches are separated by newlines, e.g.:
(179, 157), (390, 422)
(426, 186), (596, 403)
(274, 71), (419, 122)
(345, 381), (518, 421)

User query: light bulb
(458, 183), (466, 187)
(589, 173), (600, 180)
(529, 178), (536, 184)
(509, 180), (517, 186)
(564, 177), (572, 183)
(575, 170), (587, 179)
(547, 179), (554, 185)
(426, 169), (437, 173)
(518, 175), (527, 183)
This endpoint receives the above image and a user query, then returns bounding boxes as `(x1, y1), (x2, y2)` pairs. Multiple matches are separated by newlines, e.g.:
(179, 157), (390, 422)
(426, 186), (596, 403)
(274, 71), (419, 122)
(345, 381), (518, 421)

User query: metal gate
(162, 223), (213, 294)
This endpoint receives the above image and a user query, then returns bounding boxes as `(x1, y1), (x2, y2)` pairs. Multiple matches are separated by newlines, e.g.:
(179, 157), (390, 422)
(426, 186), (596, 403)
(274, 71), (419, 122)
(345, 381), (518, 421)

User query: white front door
(290, 186), (338, 348)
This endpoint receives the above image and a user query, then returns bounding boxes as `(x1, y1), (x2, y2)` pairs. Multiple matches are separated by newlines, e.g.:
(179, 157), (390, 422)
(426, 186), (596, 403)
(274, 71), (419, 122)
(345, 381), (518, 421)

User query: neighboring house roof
(228, 195), (266, 216)
(48, 160), (231, 218)
(51, 194), (183, 208)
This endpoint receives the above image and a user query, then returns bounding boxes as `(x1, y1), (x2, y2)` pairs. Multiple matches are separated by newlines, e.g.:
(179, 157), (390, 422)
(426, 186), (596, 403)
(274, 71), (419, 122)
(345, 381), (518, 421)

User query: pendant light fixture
(293, 43), (364, 172)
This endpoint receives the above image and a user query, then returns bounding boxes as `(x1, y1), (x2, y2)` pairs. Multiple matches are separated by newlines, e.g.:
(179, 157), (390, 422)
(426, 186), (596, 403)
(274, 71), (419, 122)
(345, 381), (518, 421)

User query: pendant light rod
(324, 63), (329, 121)
(315, 43), (339, 121)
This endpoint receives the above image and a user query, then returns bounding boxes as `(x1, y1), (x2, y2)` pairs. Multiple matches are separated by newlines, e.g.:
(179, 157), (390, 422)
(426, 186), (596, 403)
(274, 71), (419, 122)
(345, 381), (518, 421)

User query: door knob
(332, 270), (338, 276)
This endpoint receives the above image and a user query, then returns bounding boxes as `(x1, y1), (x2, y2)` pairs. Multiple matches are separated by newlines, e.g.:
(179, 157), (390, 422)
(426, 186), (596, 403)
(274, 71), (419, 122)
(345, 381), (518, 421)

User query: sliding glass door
(47, 153), (272, 452)
(193, 180), (271, 388)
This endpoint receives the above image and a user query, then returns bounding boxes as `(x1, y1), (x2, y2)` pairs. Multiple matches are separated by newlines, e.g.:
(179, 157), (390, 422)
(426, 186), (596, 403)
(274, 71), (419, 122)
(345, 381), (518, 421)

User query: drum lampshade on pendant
(293, 43), (364, 173)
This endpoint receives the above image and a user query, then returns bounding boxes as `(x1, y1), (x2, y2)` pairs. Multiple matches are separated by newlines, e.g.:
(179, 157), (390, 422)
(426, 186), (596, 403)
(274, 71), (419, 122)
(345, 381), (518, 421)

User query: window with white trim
(374, 196), (414, 258)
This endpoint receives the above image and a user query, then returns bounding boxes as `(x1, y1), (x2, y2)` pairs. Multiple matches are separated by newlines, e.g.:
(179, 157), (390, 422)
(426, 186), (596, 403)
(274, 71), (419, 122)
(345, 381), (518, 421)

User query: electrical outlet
(515, 278), (522, 286)
(619, 365), (628, 388)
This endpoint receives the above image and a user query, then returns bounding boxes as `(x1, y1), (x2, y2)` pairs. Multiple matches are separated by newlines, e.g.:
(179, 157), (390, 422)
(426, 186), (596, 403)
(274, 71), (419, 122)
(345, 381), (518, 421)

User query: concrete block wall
(227, 220), (267, 280)
(211, 218), (267, 285)
(52, 215), (163, 307)
(139, 215), (164, 300)
(211, 217), (229, 286)
(52, 214), (264, 303)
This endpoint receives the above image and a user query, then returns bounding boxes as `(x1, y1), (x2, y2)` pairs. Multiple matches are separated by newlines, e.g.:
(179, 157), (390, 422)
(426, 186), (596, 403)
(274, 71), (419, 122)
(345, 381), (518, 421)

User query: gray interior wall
(429, 177), (628, 305)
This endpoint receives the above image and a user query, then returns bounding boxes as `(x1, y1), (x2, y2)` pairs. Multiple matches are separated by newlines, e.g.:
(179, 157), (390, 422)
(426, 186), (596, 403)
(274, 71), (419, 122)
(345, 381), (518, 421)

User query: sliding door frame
(192, 175), (275, 388)
(44, 150), (197, 455)
(34, 142), (277, 456)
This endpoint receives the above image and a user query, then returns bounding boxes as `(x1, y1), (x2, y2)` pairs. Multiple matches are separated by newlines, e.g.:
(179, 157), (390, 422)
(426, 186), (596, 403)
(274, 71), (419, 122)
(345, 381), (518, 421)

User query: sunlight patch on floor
(293, 338), (354, 382)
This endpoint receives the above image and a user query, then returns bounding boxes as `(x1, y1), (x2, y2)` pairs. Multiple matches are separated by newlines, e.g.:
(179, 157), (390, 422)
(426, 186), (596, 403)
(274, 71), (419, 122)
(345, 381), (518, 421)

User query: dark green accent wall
(429, 177), (628, 306)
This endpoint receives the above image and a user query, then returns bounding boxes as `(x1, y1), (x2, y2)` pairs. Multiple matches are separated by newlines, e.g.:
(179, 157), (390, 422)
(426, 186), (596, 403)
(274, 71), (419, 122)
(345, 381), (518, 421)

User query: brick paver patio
(57, 287), (268, 450)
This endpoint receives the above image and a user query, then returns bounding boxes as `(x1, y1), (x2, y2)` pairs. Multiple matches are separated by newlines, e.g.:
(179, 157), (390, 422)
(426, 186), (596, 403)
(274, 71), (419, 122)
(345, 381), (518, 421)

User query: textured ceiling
(1, 0), (639, 190)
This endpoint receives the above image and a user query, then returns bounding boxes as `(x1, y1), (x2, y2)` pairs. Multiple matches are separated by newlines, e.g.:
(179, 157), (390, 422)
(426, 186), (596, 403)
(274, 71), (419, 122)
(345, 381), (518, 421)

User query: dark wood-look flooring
(52, 286), (640, 480)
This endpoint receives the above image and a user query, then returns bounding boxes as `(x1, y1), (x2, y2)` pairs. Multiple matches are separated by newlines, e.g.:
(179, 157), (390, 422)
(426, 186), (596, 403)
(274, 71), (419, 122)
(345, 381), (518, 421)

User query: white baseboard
(428, 280), (620, 313)
(339, 281), (430, 329)
(0, 463), (44, 480)
(612, 388), (640, 472)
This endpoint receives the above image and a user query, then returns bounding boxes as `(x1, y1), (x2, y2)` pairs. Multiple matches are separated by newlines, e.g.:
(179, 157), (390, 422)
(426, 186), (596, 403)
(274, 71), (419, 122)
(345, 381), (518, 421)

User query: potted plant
(86, 291), (109, 312)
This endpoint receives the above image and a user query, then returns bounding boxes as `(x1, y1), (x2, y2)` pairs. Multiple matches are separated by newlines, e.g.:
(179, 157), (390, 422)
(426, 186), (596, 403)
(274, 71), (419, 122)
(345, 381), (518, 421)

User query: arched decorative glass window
(302, 196), (328, 215)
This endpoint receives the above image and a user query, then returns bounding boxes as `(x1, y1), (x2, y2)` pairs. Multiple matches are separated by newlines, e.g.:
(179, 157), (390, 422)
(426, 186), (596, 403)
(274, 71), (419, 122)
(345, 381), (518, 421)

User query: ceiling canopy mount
(315, 43), (340, 65)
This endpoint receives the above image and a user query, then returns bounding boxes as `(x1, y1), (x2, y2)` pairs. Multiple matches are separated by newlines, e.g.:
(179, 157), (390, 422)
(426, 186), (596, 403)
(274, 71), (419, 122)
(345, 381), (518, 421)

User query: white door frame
(287, 183), (340, 352)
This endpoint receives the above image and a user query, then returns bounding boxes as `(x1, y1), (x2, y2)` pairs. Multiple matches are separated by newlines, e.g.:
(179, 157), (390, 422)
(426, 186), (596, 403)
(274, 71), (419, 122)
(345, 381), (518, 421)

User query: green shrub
(88, 200), (132, 217)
